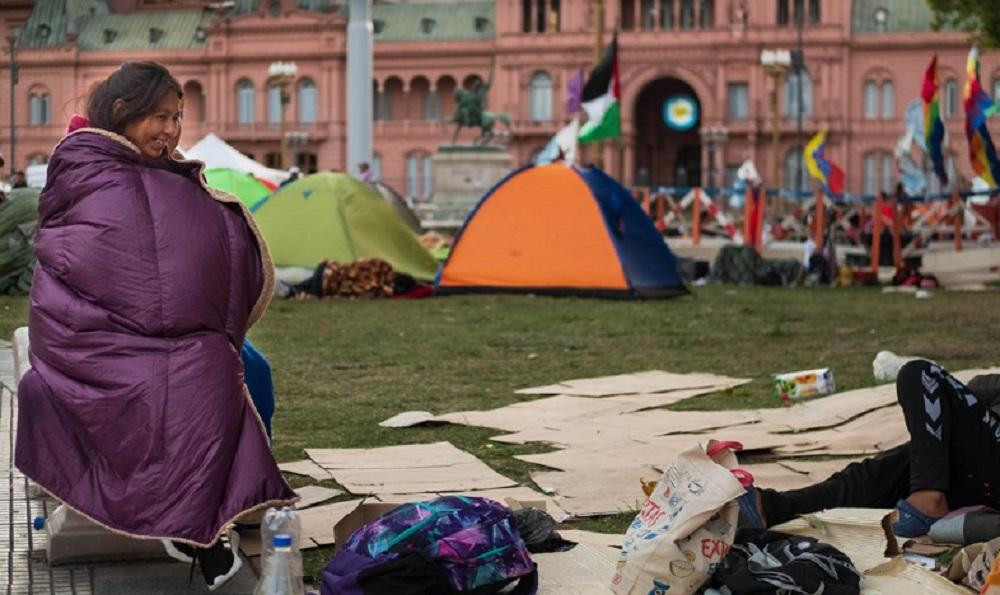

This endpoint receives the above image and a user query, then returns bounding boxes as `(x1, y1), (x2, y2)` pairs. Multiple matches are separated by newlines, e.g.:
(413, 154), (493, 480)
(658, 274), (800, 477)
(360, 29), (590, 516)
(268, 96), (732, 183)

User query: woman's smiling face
(122, 92), (183, 159)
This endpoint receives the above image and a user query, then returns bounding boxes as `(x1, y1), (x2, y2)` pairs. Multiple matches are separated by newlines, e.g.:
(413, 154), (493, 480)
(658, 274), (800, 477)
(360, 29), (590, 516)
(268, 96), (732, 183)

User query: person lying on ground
(14, 61), (296, 591)
(748, 360), (1000, 538)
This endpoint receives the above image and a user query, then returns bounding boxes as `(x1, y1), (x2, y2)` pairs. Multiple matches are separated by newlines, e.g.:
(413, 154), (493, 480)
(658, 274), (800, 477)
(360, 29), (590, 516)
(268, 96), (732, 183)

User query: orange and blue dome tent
(436, 163), (686, 298)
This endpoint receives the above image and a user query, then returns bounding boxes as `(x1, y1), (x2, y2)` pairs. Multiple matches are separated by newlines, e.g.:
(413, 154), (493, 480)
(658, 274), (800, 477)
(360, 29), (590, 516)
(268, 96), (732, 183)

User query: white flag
(535, 117), (579, 165)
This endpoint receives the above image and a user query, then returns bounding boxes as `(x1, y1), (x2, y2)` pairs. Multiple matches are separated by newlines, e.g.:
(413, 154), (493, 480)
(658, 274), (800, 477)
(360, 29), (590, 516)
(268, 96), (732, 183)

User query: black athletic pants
(760, 360), (1000, 526)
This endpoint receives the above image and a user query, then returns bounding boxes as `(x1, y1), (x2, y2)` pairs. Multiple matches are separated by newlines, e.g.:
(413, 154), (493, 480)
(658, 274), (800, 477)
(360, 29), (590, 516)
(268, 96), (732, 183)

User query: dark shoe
(197, 531), (242, 591)
(162, 539), (196, 564)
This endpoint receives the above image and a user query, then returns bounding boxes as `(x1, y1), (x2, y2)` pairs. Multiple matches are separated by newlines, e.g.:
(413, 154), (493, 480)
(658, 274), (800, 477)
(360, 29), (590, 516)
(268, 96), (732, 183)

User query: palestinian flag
(578, 34), (621, 144)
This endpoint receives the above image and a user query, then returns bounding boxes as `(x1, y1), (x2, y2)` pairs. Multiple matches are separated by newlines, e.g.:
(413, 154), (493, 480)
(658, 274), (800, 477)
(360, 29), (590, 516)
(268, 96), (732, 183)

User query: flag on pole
(565, 67), (585, 115)
(803, 129), (845, 195)
(903, 99), (926, 151)
(534, 116), (580, 165)
(578, 34), (621, 144)
(922, 55), (949, 186)
(895, 127), (928, 196)
(964, 47), (1000, 187)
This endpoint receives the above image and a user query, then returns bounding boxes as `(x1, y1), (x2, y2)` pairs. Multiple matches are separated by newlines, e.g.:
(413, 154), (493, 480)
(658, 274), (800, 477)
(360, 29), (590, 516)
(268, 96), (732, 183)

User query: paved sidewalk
(0, 344), (258, 594)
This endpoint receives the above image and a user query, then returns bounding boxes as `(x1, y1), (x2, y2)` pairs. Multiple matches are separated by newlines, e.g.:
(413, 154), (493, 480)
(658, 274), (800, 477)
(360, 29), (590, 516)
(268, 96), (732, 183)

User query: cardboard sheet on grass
(516, 432), (787, 473)
(491, 408), (761, 447)
(277, 459), (332, 481)
(529, 458), (858, 517)
(516, 370), (750, 397)
(305, 441), (516, 495)
(772, 508), (969, 593)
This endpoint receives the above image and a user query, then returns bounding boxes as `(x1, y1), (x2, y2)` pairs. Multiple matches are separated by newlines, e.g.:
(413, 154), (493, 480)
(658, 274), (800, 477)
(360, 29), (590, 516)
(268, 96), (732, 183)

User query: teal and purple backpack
(321, 496), (538, 595)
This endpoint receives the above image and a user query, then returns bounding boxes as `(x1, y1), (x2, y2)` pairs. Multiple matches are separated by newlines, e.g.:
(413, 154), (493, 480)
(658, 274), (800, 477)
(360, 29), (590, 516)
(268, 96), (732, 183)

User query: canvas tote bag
(611, 441), (748, 595)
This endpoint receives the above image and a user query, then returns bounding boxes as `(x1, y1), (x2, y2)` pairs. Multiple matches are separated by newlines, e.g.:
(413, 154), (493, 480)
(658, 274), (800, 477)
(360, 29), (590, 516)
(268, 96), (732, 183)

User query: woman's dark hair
(87, 62), (183, 134)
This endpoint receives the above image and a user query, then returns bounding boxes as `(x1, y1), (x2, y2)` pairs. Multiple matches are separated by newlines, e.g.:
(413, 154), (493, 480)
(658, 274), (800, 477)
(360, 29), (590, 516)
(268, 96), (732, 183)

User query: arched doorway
(633, 77), (701, 188)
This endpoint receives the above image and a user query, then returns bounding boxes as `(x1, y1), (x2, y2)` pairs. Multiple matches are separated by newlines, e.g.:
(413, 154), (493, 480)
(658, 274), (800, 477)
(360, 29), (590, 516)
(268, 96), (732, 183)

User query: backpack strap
(505, 563), (538, 595)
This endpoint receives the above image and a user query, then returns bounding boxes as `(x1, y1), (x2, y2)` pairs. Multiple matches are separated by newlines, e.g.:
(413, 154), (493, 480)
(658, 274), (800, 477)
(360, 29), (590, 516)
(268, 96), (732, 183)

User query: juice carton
(773, 368), (835, 405)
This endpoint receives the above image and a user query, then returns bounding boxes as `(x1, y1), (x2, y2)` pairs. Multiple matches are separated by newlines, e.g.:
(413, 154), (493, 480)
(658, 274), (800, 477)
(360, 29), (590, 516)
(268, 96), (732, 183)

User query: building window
(298, 79), (316, 124)
(424, 87), (439, 121)
(679, 0), (694, 28)
(371, 154), (382, 182)
(699, 0), (713, 28)
(881, 152), (893, 194)
(295, 152), (318, 174)
(863, 81), (878, 119)
(777, 0), (789, 26)
(265, 152), (282, 169)
(29, 92), (51, 126)
(808, 0), (820, 24)
(944, 78), (958, 118)
(422, 155), (433, 200)
(881, 80), (894, 119)
(549, 0), (561, 31)
(406, 155), (418, 199)
(373, 19), (385, 34)
(727, 83), (748, 120)
(522, 0), (532, 32)
(784, 70), (812, 118)
(660, 0), (674, 28)
(529, 71), (553, 121)
(236, 79), (255, 124)
(863, 153), (877, 196)
(405, 153), (432, 201)
(267, 84), (282, 124)
(420, 17), (436, 34)
(783, 147), (806, 194)
(641, 0), (656, 30)
(474, 16), (490, 33)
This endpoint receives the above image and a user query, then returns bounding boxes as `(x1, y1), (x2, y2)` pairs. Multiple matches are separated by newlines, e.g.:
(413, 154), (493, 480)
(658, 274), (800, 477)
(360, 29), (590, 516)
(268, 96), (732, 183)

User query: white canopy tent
(181, 133), (289, 186)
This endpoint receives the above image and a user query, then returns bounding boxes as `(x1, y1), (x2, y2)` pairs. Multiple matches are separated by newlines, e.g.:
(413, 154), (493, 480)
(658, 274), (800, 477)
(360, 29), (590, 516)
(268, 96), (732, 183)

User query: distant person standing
(358, 161), (374, 183)
(11, 170), (27, 188)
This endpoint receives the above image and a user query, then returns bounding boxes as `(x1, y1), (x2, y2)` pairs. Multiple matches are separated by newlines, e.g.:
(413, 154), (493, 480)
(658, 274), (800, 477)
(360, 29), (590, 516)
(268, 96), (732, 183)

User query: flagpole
(593, 0), (604, 170)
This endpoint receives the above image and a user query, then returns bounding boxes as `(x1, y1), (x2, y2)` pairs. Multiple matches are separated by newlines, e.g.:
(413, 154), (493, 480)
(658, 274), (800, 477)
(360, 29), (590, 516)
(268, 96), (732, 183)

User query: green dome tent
(203, 167), (271, 210)
(0, 188), (40, 295)
(252, 172), (439, 280)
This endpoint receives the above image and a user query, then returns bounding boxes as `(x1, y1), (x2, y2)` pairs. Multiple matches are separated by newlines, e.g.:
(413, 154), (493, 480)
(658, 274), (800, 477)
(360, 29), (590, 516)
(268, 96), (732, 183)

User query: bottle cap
(273, 534), (292, 548)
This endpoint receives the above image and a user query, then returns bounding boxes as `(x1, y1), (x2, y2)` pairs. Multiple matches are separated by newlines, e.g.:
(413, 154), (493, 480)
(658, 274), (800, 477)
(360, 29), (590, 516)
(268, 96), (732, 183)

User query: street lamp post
(7, 28), (18, 177)
(268, 61), (297, 170)
(761, 49), (791, 210)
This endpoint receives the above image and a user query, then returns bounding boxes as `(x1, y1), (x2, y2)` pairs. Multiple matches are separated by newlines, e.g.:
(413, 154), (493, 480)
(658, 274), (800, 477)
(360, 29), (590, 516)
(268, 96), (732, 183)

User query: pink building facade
(2, 0), (1000, 198)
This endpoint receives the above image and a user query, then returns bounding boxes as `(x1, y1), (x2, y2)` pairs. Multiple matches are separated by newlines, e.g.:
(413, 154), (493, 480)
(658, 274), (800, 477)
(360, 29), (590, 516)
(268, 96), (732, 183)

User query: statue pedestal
(418, 146), (513, 230)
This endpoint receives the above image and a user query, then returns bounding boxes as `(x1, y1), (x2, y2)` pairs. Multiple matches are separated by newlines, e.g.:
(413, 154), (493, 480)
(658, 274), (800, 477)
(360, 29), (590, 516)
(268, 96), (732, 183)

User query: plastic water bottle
(253, 534), (304, 595)
(261, 507), (303, 586)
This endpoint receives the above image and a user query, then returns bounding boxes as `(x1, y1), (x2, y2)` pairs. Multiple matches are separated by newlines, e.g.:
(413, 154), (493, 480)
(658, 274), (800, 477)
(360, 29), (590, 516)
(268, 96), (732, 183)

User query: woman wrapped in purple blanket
(14, 62), (296, 591)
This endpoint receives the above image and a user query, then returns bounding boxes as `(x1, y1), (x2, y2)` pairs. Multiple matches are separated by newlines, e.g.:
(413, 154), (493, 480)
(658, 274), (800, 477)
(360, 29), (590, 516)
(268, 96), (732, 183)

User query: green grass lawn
(2, 285), (998, 581)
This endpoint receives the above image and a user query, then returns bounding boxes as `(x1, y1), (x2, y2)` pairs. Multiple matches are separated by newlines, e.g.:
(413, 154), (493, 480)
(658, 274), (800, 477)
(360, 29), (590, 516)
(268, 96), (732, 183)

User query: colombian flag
(922, 55), (949, 187)
(964, 47), (1000, 187)
(803, 129), (845, 195)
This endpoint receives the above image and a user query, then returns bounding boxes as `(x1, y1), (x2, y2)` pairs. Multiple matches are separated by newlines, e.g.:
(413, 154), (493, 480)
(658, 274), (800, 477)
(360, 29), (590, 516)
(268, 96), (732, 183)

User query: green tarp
(0, 188), (40, 295)
(203, 167), (271, 210)
(253, 172), (438, 280)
